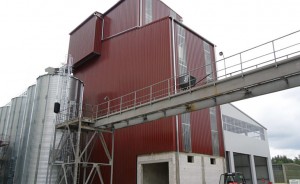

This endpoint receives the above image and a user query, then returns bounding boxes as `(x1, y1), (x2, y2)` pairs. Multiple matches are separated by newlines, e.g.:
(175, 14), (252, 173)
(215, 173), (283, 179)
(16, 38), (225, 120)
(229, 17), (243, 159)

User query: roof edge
(69, 11), (103, 35)
(228, 103), (267, 130)
(103, 0), (124, 15)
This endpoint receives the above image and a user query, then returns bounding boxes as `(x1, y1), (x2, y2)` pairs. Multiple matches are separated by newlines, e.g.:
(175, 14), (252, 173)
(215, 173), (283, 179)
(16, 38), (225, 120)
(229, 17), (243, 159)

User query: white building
(221, 103), (274, 184)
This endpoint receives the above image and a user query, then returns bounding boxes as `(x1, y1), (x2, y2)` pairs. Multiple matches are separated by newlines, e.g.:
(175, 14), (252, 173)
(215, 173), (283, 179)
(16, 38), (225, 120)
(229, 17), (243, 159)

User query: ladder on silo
(57, 55), (73, 121)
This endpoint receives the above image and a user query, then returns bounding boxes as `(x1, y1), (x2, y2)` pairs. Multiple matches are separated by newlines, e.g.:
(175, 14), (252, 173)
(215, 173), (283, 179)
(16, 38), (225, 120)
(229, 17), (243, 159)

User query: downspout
(93, 12), (104, 40)
(139, 0), (143, 26)
(171, 18), (180, 184)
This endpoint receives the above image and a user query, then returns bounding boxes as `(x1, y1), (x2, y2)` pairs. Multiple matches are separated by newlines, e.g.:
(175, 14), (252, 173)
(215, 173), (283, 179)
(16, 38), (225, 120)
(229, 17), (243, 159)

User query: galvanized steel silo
(13, 84), (36, 184)
(23, 73), (83, 184)
(0, 105), (11, 183)
(0, 105), (11, 141)
(5, 96), (27, 184)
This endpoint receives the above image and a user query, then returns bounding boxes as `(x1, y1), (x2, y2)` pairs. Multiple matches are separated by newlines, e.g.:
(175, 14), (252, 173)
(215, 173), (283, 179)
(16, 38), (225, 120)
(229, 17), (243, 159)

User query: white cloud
(270, 147), (300, 159)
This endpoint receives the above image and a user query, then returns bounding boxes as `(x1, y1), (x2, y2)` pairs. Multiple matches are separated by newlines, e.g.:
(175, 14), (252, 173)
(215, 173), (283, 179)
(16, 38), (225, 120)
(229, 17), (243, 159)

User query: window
(203, 41), (213, 81)
(177, 25), (187, 75)
(222, 115), (265, 140)
(145, 0), (152, 24)
(210, 158), (216, 165)
(210, 107), (220, 156)
(182, 113), (191, 152)
(187, 156), (194, 163)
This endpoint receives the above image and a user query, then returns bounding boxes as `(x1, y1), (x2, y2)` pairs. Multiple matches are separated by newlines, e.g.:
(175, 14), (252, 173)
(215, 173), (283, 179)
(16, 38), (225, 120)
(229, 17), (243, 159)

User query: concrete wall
(137, 152), (225, 184)
(179, 153), (225, 184)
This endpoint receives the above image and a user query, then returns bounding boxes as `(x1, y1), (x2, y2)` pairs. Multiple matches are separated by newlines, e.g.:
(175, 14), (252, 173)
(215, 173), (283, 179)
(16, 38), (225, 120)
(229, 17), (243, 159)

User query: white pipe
(171, 18), (181, 184)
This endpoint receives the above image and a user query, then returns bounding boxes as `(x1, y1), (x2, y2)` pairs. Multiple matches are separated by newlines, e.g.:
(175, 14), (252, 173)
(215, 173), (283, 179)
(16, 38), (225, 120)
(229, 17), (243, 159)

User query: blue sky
(0, 0), (300, 158)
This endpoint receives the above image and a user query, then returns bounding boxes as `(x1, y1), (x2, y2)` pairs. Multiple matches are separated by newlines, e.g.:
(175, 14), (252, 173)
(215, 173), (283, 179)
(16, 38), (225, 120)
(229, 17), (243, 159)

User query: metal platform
(56, 117), (96, 131)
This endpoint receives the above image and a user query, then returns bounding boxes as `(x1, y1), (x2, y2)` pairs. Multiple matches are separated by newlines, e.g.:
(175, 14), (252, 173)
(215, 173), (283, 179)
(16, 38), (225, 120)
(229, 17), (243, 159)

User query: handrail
(93, 30), (300, 120)
(55, 30), (300, 124)
(216, 29), (300, 62)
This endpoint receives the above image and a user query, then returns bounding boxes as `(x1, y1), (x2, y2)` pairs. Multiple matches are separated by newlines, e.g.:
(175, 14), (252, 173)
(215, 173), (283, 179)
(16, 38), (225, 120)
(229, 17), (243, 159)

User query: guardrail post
(272, 41), (277, 67)
(211, 70), (215, 84)
(224, 57), (227, 77)
(240, 53), (243, 76)
(96, 105), (98, 120)
(188, 72), (192, 93)
(134, 91), (137, 109)
(107, 101), (110, 116)
(168, 79), (170, 97)
(150, 85), (152, 104)
(120, 97), (122, 114)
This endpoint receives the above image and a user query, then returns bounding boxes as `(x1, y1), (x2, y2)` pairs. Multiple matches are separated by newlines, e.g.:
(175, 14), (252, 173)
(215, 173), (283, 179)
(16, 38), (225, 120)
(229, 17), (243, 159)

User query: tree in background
(272, 155), (300, 164)
(272, 155), (293, 164)
(294, 155), (300, 165)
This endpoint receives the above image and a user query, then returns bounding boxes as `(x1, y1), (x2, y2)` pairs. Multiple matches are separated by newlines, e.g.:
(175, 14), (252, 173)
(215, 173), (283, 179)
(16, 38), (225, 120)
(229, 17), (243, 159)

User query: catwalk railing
(55, 30), (300, 125)
(55, 104), (95, 124)
(93, 30), (300, 120)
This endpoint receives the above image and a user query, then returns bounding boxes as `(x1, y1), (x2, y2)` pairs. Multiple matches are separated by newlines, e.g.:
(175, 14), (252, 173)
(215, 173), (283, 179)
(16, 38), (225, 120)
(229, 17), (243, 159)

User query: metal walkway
(91, 30), (300, 129)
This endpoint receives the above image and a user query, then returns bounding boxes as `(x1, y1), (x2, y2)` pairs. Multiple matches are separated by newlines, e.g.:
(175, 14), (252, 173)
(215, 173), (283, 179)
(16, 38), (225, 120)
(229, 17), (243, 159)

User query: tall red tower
(68, 0), (225, 183)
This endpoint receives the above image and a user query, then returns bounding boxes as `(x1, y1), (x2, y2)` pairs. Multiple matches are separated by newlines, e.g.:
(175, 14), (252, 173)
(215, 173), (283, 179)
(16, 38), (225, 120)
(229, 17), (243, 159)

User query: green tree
(294, 155), (300, 165)
(272, 155), (293, 164)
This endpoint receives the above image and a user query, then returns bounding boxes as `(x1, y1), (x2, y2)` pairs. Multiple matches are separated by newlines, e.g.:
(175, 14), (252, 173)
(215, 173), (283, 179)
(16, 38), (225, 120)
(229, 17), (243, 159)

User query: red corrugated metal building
(68, 0), (225, 183)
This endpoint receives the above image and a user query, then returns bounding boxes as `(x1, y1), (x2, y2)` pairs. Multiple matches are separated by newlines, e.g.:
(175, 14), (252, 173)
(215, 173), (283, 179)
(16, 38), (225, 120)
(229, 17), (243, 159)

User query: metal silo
(0, 105), (11, 142)
(0, 105), (11, 183)
(5, 96), (27, 184)
(23, 71), (83, 184)
(13, 84), (36, 184)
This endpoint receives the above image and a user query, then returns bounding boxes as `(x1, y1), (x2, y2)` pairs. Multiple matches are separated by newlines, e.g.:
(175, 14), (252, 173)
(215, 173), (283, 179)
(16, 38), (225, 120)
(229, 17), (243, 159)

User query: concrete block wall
(137, 152), (225, 184)
(179, 153), (225, 184)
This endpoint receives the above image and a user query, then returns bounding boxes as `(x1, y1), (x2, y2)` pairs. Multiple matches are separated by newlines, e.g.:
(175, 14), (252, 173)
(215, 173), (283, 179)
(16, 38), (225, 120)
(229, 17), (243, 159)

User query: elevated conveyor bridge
(90, 30), (300, 129)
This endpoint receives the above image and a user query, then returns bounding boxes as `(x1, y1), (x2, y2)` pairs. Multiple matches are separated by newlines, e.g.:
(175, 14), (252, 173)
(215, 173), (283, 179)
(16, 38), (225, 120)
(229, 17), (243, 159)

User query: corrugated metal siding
(173, 21), (224, 155)
(190, 109), (213, 154)
(174, 22), (212, 87)
(114, 120), (175, 184)
(75, 18), (172, 105)
(141, 0), (182, 26)
(5, 96), (27, 184)
(0, 106), (10, 136)
(74, 18), (175, 184)
(153, 0), (182, 20)
(103, 0), (139, 39)
(14, 85), (36, 184)
(68, 15), (102, 67)
(7, 96), (27, 156)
